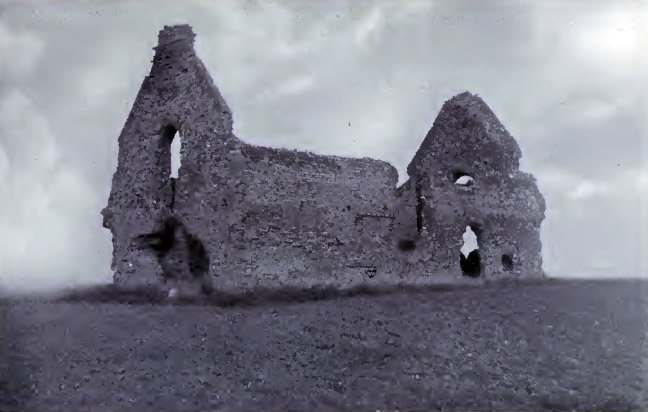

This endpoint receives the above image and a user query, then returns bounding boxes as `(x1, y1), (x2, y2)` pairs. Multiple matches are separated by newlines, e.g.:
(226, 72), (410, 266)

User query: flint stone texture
(101, 24), (546, 295)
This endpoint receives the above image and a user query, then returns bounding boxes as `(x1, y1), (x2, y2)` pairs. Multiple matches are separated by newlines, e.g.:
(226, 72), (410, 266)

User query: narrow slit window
(170, 131), (181, 178)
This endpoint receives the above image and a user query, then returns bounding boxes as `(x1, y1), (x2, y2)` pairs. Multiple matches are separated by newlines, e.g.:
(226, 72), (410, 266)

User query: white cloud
(0, 0), (645, 292)
(536, 168), (581, 195)
(569, 9), (641, 76)
(355, 6), (382, 47)
(256, 74), (317, 101)
(0, 90), (60, 171)
(568, 180), (609, 200)
(0, 90), (111, 294)
(535, 165), (647, 277)
(0, 22), (44, 79)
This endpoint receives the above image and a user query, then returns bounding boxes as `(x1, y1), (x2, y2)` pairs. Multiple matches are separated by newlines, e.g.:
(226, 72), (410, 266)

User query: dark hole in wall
(467, 222), (483, 239)
(502, 254), (513, 271)
(169, 177), (176, 209)
(415, 178), (424, 235)
(159, 124), (177, 149)
(460, 250), (481, 277)
(397, 239), (416, 252)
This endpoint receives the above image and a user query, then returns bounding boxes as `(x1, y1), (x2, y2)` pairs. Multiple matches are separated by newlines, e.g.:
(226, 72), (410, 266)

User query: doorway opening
(158, 125), (179, 177)
(460, 225), (481, 277)
(501, 254), (513, 272)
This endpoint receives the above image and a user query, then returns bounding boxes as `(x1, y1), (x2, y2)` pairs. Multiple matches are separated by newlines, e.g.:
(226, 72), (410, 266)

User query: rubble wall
(102, 25), (546, 295)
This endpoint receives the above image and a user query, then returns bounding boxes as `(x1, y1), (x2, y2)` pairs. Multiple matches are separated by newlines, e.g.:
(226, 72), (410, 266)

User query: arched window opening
(170, 131), (181, 178)
(460, 225), (481, 277)
(158, 125), (181, 208)
(502, 254), (514, 271)
(453, 171), (474, 186)
(455, 175), (474, 185)
(158, 125), (179, 178)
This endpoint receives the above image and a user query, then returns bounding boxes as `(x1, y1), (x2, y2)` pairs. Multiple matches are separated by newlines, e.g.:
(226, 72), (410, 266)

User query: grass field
(1, 278), (646, 411)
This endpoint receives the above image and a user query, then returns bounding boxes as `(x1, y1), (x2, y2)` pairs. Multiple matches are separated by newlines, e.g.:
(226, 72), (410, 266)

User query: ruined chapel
(101, 25), (546, 295)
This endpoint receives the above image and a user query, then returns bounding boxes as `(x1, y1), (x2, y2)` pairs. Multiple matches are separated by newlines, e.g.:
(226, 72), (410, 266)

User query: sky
(0, 0), (646, 294)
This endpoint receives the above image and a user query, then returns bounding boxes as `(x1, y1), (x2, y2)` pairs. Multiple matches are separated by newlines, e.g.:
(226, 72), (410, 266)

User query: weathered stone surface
(101, 24), (546, 295)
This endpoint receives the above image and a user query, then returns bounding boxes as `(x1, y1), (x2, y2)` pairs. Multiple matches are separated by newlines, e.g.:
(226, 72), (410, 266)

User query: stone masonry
(101, 24), (546, 296)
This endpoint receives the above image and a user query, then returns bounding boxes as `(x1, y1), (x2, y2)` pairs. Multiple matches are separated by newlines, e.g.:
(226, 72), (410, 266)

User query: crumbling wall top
(156, 24), (196, 48)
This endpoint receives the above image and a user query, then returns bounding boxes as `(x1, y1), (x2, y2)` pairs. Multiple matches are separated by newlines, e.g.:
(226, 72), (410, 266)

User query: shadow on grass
(0, 307), (36, 409)
(42, 276), (569, 308)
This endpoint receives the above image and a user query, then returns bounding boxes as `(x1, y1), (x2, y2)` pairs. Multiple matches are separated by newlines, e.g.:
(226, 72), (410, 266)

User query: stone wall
(102, 25), (546, 295)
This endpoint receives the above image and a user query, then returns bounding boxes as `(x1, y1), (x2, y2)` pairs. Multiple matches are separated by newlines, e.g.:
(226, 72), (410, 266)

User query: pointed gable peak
(450, 90), (478, 101)
(407, 91), (522, 177)
(443, 91), (488, 112)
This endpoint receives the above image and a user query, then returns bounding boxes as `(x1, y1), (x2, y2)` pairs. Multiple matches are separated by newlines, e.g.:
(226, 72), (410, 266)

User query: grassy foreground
(1, 278), (646, 411)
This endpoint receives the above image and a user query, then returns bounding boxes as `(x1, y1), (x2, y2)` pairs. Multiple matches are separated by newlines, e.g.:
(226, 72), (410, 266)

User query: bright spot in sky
(569, 180), (608, 200)
(571, 11), (640, 72)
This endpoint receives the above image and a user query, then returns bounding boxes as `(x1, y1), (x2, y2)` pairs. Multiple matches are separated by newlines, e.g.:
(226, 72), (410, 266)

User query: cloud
(0, 90), (59, 170)
(0, 21), (44, 80)
(0, 90), (111, 294)
(567, 8), (642, 77)
(568, 181), (609, 200)
(537, 165), (647, 277)
(256, 74), (317, 101)
(0, 0), (645, 295)
(354, 6), (382, 47)
(0, 144), (9, 181)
